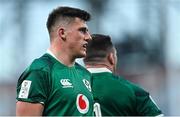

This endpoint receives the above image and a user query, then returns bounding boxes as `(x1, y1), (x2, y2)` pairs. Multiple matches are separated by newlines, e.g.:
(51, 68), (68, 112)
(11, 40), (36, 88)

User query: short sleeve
(16, 70), (49, 105)
(135, 87), (162, 116)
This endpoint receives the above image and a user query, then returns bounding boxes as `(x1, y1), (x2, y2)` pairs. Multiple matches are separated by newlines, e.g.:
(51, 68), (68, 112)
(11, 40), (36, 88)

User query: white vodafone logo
(76, 94), (89, 114)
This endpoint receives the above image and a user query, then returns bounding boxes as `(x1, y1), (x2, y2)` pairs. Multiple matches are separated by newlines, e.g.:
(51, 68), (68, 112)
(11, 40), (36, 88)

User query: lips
(83, 43), (88, 48)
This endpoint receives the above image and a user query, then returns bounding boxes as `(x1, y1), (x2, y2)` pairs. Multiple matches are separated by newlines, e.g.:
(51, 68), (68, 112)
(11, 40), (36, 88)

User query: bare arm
(16, 101), (44, 116)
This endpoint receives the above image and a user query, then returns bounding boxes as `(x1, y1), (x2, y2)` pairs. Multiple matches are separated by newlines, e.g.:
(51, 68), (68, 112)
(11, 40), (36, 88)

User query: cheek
(67, 32), (84, 47)
(114, 55), (118, 64)
(72, 36), (83, 45)
(68, 40), (81, 49)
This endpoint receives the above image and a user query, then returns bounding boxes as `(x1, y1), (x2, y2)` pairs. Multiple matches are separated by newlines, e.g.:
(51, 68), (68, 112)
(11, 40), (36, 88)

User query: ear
(58, 27), (66, 40)
(108, 52), (115, 65)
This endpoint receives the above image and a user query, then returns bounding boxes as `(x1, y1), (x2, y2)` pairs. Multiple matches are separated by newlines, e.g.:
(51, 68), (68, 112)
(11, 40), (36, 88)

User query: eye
(79, 28), (88, 34)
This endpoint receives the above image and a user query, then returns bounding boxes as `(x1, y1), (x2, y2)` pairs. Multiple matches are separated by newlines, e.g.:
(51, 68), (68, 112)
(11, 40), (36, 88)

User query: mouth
(83, 43), (88, 48)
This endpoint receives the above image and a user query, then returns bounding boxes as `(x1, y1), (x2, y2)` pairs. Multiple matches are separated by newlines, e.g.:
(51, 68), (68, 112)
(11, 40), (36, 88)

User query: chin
(76, 52), (86, 58)
(75, 49), (86, 58)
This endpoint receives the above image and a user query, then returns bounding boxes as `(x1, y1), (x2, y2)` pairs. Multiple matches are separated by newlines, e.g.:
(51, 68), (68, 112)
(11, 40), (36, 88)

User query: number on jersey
(94, 103), (102, 117)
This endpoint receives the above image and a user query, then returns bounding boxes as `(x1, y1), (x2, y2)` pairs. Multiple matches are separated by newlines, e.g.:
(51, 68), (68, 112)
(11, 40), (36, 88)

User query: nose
(85, 32), (92, 41)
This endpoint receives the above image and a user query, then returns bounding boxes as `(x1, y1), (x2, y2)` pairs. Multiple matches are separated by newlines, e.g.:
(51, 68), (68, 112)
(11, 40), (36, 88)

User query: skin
(16, 101), (44, 116)
(49, 17), (92, 66)
(112, 48), (117, 72)
(16, 17), (92, 116)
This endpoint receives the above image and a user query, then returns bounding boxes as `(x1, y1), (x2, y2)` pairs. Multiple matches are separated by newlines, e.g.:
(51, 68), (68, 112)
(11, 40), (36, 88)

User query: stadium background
(0, 0), (180, 115)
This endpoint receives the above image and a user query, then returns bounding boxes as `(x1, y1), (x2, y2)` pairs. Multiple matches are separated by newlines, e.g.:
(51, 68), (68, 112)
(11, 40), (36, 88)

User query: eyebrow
(78, 27), (88, 31)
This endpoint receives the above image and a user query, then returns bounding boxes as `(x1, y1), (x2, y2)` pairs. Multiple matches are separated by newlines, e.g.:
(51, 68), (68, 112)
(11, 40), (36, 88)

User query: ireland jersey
(16, 53), (93, 116)
(88, 68), (163, 116)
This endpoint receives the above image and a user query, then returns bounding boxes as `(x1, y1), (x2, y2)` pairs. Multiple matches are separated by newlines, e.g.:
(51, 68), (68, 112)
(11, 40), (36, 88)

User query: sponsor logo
(18, 80), (31, 99)
(83, 79), (91, 92)
(60, 79), (73, 88)
(76, 94), (89, 114)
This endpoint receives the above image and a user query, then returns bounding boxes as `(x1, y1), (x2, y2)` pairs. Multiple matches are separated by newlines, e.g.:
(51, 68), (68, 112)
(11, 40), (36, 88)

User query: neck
(48, 47), (75, 67)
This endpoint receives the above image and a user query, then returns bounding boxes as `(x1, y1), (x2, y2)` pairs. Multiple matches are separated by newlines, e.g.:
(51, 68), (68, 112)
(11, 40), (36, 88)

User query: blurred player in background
(84, 34), (163, 116)
(16, 6), (93, 116)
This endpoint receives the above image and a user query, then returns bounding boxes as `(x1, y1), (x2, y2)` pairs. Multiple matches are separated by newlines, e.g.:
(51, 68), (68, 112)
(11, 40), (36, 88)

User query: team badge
(83, 79), (91, 92)
(76, 94), (89, 114)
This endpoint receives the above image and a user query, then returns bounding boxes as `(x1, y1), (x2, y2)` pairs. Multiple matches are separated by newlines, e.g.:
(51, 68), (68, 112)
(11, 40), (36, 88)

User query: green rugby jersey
(16, 53), (93, 116)
(88, 68), (163, 116)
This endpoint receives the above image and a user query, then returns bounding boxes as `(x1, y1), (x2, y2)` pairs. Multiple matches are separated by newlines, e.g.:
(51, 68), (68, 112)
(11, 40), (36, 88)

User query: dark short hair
(46, 6), (91, 33)
(84, 34), (114, 62)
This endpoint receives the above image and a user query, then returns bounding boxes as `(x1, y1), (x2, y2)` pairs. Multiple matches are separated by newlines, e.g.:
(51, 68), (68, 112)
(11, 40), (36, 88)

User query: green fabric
(16, 54), (93, 116)
(91, 72), (162, 116)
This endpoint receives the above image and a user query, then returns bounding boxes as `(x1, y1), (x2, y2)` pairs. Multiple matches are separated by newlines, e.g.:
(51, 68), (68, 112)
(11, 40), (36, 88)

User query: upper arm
(16, 70), (49, 107)
(16, 101), (44, 116)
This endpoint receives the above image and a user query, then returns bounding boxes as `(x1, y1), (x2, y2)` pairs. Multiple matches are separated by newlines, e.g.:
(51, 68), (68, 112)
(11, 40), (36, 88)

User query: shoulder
(30, 54), (57, 72)
(75, 62), (91, 75)
(18, 54), (56, 83)
(113, 74), (148, 95)
(123, 78), (149, 97)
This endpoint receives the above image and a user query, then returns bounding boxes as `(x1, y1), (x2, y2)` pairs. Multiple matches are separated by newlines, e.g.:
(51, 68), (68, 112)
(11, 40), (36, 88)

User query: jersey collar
(46, 49), (58, 60)
(87, 67), (112, 73)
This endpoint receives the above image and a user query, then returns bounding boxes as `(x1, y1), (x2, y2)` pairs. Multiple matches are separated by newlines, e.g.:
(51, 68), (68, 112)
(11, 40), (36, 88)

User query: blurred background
(0, 0), (180, 115)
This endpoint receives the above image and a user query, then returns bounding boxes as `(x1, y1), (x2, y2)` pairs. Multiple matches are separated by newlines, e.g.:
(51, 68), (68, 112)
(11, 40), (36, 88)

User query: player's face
(65, 18), (92, 58)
